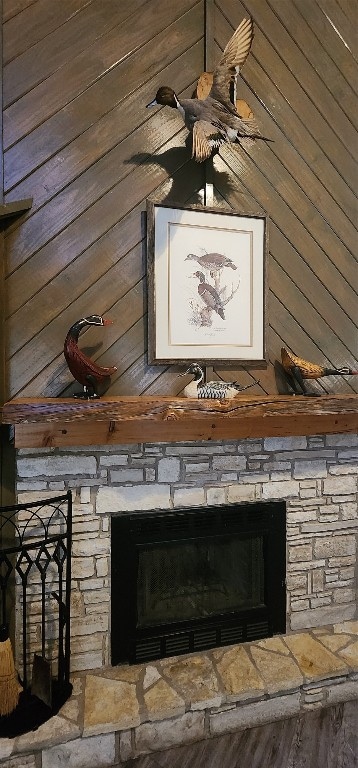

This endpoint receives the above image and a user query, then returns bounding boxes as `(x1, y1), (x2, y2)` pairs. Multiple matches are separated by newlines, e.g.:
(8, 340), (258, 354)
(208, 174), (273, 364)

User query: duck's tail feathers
(237, 116), (272, 142)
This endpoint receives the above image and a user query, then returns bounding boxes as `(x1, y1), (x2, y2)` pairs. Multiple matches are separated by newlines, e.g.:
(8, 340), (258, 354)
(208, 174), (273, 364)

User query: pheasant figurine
(180, 363), (257, 399)
(281, 347), (358, 396)
(64, 315), (117, 398)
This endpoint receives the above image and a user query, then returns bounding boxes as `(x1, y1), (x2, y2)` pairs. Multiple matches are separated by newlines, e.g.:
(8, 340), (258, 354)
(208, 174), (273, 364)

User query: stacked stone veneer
(15, 433), (357, 673)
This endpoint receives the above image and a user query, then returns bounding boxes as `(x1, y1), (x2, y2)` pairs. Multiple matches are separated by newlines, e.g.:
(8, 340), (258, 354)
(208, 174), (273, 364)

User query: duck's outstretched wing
(192, 120), (225, 161)
(209, 17), (254, 108)
(192, 115), (268, 161)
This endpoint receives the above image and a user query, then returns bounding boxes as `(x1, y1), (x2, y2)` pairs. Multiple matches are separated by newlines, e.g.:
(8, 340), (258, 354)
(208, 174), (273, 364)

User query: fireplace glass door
(137, 535), (264, 627)
(111, 501), (286, 664)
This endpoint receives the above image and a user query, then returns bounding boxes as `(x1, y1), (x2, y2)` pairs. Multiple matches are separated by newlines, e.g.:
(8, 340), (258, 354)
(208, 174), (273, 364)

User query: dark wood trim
(2, 394), (357, 448)
(0, 199), (33, 220)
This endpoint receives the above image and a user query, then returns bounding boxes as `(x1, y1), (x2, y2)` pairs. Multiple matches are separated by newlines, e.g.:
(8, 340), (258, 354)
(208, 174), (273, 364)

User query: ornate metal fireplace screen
(0, 492), (72, 697)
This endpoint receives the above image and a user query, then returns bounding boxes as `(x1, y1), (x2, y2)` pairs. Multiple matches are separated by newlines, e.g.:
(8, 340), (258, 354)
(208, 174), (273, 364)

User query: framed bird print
(146, 201), (268, 366)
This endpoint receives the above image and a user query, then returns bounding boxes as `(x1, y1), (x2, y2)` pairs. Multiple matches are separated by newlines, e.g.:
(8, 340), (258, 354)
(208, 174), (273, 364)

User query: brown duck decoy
(64, 315), (117, 399)
(281, 347), (358, 396)
(147, 17), (271, 162)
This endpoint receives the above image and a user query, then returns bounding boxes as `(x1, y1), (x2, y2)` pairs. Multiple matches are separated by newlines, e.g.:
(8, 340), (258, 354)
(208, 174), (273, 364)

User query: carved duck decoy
(281, 347), (358, 396)
(192, 271), (225, 319)
(64, 315), (117, 399)
(180, 363), (256, 399)
(185, 252), (237, 277)
(147, 17), (271, 162)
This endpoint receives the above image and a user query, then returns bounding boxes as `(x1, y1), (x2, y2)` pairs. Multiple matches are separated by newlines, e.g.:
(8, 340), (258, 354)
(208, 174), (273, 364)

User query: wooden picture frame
(147, 201), (268, 366)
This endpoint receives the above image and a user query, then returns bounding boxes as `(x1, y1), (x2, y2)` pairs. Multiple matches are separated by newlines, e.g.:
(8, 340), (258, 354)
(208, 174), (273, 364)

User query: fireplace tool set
(0, 492), (72, 736)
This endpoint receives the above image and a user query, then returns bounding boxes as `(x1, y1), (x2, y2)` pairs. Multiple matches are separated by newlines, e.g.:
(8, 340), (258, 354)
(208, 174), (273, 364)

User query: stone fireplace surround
(1, 430), (357, 766)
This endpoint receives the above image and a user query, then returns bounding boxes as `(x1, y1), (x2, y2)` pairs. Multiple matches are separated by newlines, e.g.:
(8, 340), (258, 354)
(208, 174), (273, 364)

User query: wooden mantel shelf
(2, 395), (357, 448)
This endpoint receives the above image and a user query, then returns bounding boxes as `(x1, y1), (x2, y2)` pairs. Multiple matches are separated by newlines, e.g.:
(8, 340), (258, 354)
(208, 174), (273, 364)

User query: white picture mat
(152, 206), (266, 362)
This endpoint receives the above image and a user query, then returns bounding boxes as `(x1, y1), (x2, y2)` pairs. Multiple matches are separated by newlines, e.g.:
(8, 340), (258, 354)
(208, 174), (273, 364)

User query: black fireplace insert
(111, 501), (286, 664)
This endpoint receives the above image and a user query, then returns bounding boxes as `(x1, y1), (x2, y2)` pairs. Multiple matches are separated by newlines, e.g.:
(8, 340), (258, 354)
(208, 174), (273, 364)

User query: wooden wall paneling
(8, 154), (204, 396)
(5, 122), (191, 323)
(211, 0), (357, 394)
(6, 127), (200, 395)
(3, 0), (92, 63)
(213, 1), (356, 230)
(3, 0), (205, 399)
(8, 203), (146, 354)
(59, 164), (205, 398)
(213, 170), (353, 397)
(3, 0), (36, 24)
(215, 151), (358, 368)
(2, 0), (357, 401)
(245, 0), (358, 163)
(5, 117), (190, 318)
(5, 1), (132, 104)
(267, 295), (333, 397)
(5, 3), (204, 195)
(4, 109), (183, 279)
(333, 0), (357, 29)
(274, 0), (357, 129)
(236, 0), (357, 189)
(316, 0), (358, 59)
(215, 2), (357, 224)
(214, 161), (357, 362)
(6, 110), (189, 324)
(231, 51), (357, 257)
(222, 160), (358, 392)
(3, 0), (199, 147)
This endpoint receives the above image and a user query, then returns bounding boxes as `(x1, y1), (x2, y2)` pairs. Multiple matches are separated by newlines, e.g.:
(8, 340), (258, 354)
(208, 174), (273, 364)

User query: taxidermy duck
(185, 252), (237, 277)
(180, 363), (257, 399)
(281, 347), (358, 396)
(64, 315), (117, 399)
(193, 271), (225, 319)
(147, 17), (271, 162)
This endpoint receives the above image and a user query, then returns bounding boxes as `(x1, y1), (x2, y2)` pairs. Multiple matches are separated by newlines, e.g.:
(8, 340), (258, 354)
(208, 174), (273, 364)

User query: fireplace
(111, 501), (286, 664)
(6, 431), (356, 673)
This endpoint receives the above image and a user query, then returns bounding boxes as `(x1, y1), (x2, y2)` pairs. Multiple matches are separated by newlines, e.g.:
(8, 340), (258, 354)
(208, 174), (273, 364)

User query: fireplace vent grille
(132, 618), (270, 663)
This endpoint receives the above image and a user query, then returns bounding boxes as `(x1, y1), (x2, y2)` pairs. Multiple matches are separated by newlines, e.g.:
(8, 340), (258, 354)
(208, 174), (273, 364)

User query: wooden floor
(121, 701), (358, 768)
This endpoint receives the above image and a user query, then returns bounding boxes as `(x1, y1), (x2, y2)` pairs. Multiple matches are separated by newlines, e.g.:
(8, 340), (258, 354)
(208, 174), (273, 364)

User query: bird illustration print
(147, 17), (271, 161)
(185, 252), (237, 278)
(192, 271), (225, 322)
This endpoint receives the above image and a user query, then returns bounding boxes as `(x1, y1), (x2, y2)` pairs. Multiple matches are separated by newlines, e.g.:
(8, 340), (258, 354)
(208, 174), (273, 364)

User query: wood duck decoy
(185, 252), (237, 277)
(180, 363), (257, 399)
(192, 271), (225, 319)
(64, 315), (117, 399)
(281, 347), (358, 396)
(147, 17), (271, 162)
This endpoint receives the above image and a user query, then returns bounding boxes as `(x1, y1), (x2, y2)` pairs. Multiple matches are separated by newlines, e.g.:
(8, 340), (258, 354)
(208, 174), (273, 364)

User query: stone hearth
(0, 621), (357, 766)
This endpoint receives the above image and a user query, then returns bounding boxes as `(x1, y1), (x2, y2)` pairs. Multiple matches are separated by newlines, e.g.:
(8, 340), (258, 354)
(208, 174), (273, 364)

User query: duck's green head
(146, 86), (178, 109)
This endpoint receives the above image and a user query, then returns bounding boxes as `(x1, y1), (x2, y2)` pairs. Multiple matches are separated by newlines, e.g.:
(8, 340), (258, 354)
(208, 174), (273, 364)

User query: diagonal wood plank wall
(2, 0), (357, 401)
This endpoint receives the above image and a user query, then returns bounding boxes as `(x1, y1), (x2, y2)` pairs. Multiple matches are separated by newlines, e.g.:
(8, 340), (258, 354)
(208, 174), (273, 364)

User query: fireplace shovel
(31, 653), (52, 709)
